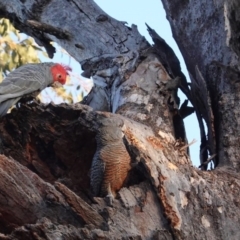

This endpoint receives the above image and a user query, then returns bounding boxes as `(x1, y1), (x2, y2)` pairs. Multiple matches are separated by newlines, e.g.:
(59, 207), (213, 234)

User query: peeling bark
(0, 0), (239, 239)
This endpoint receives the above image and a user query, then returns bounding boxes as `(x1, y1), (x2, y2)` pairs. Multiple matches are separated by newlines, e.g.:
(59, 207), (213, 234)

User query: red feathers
(50, 63), (72, 85)
(61, 64), (72, 73)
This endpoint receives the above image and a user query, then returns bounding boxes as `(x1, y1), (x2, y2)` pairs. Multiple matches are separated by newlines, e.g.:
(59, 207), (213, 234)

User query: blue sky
(49, 0), (200, 166)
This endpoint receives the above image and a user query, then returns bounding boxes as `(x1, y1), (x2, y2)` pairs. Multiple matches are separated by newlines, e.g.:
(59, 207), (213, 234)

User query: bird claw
(18, 97), (40, 108)
(30, 98), (41, 105)
(105, 194), (114, 207)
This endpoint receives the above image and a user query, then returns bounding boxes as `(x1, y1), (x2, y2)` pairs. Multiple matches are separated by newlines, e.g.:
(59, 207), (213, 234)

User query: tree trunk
(0, 0), (239, 239)
(161, 0), (240, 170)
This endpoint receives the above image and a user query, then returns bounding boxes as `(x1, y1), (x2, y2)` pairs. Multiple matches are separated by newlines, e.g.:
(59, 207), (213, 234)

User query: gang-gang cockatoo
(0, 62), (71, 116)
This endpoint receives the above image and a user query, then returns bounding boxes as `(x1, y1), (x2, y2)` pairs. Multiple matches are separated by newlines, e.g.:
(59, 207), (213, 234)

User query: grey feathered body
(0, 62), (55, 116)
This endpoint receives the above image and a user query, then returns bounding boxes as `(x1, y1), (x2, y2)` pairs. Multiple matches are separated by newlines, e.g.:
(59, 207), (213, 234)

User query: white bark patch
(201, 215), (211, 228)
(163, 109), (169, 117)
(217, 206), (223, 213)
(179, 191), (188, 208)
(224, 3), (231, 46)
(127, 93), (150, 105)
(156, 117), (163, 126)
(136, 113), (147, 120)
(167, 162), (178, 171)
(190, 177), (195, 184)
(158, 130), (175, 143)
(145, 103), (153, 112)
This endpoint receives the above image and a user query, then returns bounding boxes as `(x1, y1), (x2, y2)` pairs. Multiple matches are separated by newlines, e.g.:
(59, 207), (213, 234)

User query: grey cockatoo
(0, 62), (71, 116)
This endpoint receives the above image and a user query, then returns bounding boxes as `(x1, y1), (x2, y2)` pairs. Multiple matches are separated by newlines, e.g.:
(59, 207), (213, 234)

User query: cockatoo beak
(52, 82), (63, 88)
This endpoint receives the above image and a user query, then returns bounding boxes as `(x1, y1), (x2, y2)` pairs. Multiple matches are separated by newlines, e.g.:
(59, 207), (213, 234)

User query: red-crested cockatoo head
(50, 64), (72, 85)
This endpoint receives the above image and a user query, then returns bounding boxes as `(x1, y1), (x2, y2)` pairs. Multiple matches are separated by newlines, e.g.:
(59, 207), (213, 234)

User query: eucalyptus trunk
(0, 1), (239, 239)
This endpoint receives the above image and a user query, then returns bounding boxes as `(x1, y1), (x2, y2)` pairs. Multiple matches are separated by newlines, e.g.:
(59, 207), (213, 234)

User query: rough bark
(161, 0), (240, 170)
(0, 0), (239, 239)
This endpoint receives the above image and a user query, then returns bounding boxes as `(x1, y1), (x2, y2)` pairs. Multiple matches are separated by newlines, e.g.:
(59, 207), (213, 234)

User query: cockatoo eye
(57, 74), (62, 79)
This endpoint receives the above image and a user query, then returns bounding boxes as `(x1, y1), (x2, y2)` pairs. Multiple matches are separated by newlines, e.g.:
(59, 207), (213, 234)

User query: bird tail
(0, 98), (20, 117)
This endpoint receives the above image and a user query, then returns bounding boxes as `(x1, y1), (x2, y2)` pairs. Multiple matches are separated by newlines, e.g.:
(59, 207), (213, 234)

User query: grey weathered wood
(0, 0), (148, 65)
(0, 0), (239, 239)
(161, 0), (240, 170)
